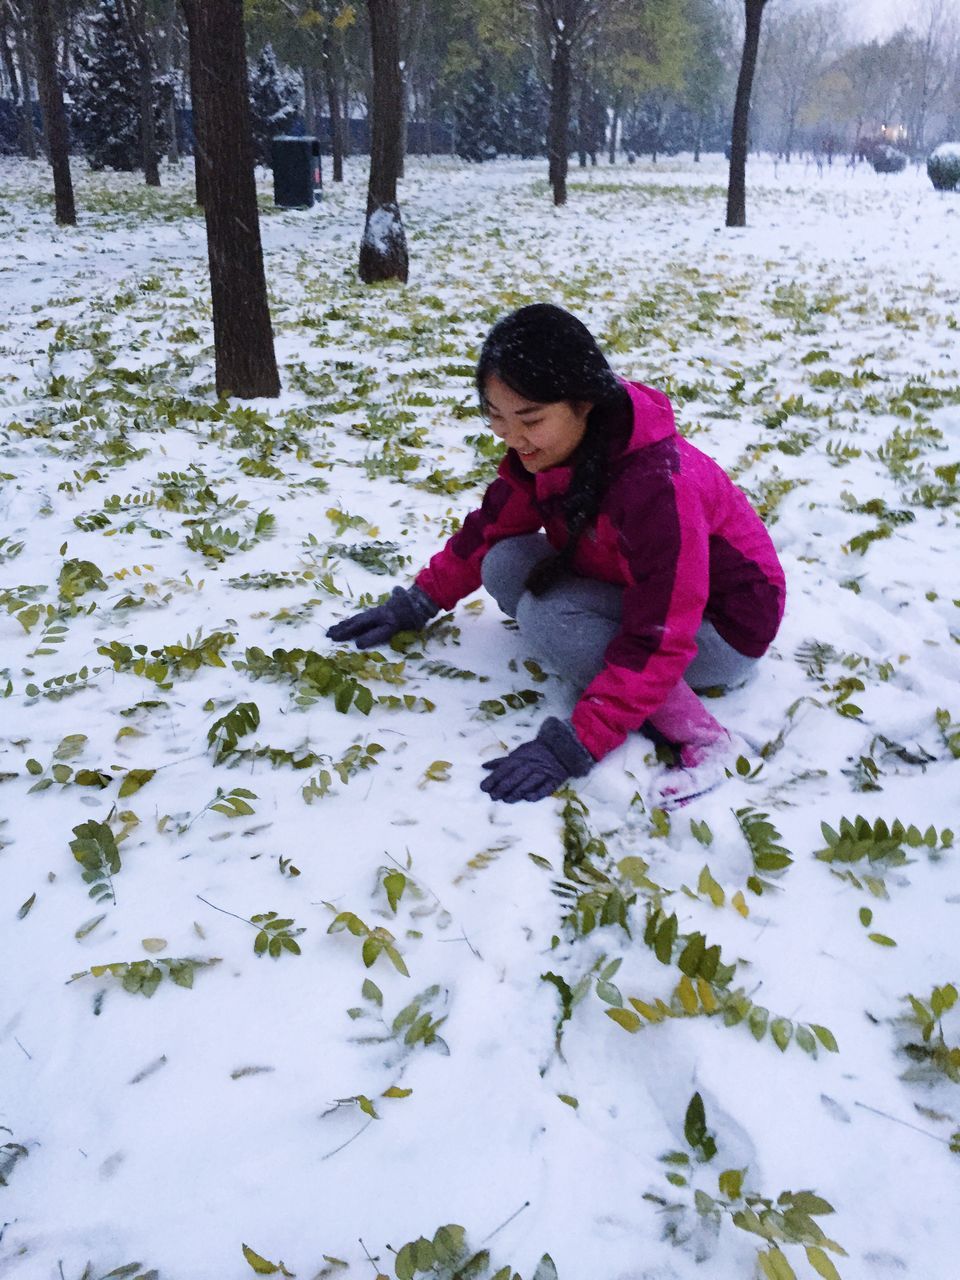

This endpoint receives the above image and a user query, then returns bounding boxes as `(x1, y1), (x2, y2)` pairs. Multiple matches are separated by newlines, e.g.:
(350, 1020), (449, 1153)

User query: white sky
(782, 0), (958, 40)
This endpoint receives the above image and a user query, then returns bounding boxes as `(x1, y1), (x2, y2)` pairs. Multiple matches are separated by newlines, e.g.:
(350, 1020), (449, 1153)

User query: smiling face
(482, 374), (593, 473)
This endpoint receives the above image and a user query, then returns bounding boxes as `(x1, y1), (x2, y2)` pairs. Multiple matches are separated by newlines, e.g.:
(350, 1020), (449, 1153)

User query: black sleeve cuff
(537, 716), (595, 778)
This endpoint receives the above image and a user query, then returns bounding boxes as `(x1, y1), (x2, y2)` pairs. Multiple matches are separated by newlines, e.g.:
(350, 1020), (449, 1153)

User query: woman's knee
(481, 534), (551, 617)
(516, 589), (620, 688)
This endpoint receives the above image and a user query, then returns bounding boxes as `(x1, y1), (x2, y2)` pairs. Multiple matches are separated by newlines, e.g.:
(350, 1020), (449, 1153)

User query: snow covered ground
(1, 152), (959, 1280)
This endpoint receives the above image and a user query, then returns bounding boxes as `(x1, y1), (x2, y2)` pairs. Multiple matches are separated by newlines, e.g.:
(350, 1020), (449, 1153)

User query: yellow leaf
(732, 890), (749, 917)
(806, 1246), (842, 1280)
(757, 1247), (796, 1280)
(676, 975), (699, 1014)
(697, 864), (724, 906)
(141, 937), (167, 953)
(606, 1007), (642, 1032)
(628, 997), (666, 1022)
(696, 977), (719, 1013)
(382, 1086), (413, 1098)
(242, 1243), (279, 1275)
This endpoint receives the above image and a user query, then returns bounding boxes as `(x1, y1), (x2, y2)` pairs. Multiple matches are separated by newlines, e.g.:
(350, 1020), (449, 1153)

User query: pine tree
(70, 0), (169, 173)
(248, 44), (299, 165)
(502, 68), (547, 158)
(454, 62), (499, 163)
(70, 0), (141, 170)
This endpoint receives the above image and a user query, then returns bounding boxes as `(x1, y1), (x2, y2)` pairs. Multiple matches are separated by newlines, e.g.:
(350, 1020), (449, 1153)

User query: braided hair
(476, 303), (632, 597)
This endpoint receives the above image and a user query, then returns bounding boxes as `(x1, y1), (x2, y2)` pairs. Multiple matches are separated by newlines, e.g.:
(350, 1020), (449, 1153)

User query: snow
(1, 152), (959, 1280)
(931, 142), (960, 160)
(362, 201), (404, 253)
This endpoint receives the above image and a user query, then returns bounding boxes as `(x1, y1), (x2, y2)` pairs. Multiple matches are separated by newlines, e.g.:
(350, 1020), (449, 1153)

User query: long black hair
(476, 303), (632, 597)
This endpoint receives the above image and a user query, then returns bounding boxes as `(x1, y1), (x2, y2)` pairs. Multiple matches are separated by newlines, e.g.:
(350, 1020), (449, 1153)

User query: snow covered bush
(927, 143), (960, 191)
(871, 145), (908, 175)
(248, 44), (300, 165)
(70, 0), (169, 172)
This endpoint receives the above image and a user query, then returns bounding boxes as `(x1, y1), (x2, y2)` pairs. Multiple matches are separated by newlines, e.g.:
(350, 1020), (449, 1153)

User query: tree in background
(117, 0), (162, 184)
(726, 0), (769, 227)
(576, 81), (605, 165)
(898, 0), (956, 154)
(31, 0), (76, 222)
(3, 0), (39, 158)
(71, 0), (145, 170)
(248, 42), (299, 163)
(71, 0), (170, 173)
(758, 3), (842, 161)
(597, 0), (693, 164)
(682, 0), (732, 161)
(181, 0), (280, 398)
(502, 65), (547, 157)
(245, 0), (358, 180)
(534, 0), (602, 204)
(454, 59), (499, 161)
(359, 0), (408, 282)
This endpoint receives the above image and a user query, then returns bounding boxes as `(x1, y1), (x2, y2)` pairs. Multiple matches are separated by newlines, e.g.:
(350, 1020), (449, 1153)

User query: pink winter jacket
(416, 380), (786, 761)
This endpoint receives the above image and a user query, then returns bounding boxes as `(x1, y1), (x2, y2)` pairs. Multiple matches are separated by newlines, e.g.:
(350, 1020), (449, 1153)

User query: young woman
(327, 304), (786, 807)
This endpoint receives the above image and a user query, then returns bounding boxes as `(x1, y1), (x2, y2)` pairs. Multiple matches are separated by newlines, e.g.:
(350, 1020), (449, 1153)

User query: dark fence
(0, 98), (453, 159)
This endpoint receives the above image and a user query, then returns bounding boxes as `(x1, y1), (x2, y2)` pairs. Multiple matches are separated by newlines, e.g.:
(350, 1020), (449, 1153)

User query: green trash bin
(271, 136), (321, 208)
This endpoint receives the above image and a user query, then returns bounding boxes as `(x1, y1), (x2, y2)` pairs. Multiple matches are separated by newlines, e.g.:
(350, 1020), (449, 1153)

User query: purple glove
(326, 584), (440, 650)
(481, 717), (595, 803)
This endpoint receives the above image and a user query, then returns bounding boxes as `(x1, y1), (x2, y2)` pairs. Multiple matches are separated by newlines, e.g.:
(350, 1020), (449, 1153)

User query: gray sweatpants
(480, 533), (756, 693)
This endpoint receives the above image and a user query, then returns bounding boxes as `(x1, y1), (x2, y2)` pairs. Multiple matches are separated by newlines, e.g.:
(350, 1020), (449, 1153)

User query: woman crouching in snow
(327, 303), (786, 807)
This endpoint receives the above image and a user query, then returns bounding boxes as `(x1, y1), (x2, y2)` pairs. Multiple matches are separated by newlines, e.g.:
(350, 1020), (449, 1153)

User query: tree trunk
(547, 37), (571, 205)
(359, 0), (408, 283)
(576, 74), (587, 167)
(14, 13), (37, 159)
(31, 0), (76, 224)
(1, 9), (21, 106)
(138, 51), (161, 185)
(783, 121), (794, 164)
(181, 0), (209, 205)
(119, 0), (161, 185)
(302, 63), (316, 136)
(608, 97), (620, 165)
(324, 31), (345, 182)
(163, 0), (180, 162)
(726, 0), (767, 228)
(181, 0), (280, 398)
(328, 77), (344, 180)
(422, 78), (433, 156)
(342, 67), (352, 157)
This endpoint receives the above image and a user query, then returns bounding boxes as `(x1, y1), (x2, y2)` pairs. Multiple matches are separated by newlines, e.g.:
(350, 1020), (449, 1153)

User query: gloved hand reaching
(326, 584), (440, 650)
(480, 717), (595, 803)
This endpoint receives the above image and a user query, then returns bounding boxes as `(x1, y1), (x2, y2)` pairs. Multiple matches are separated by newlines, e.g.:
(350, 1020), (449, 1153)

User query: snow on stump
(870, 145), (908, 175)
(927, 143), (960, 192)
(359, 201), (409, 284)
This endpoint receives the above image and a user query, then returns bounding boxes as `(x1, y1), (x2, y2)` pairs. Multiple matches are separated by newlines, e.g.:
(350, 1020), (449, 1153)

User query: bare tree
(359, 0), (408, 283)
(901, 0), (955, 153)
(31, 0), (75, 223)
(180, 0), (280, 398)
(761, 4), (842, 161)
(726, 0), (769, 227)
